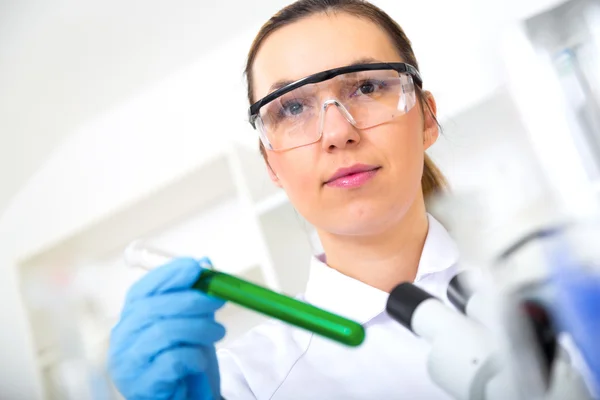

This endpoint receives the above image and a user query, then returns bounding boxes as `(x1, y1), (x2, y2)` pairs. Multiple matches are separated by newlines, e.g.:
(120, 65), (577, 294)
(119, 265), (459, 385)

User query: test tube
(125, 240), (365, 347)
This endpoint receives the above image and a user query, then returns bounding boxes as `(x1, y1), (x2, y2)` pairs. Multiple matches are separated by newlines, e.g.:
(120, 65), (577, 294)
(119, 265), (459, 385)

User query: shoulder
(218, 318), (313, 399)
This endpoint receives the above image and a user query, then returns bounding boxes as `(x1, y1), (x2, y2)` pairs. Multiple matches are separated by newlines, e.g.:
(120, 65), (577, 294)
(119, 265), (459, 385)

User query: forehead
(252, 13), (402, 101)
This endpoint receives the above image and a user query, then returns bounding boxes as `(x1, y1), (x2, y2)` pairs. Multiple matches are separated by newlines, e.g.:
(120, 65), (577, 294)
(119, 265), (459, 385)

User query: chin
(323, 199), (412, 236)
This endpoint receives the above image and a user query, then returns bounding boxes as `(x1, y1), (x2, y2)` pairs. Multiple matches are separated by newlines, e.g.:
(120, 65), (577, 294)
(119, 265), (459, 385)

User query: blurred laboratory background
(0, 0), (599, 398)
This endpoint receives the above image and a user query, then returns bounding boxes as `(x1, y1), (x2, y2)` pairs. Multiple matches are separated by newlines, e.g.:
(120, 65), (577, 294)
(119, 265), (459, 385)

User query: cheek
(379, 113), (424, 175)
(268, 151), (318, 201)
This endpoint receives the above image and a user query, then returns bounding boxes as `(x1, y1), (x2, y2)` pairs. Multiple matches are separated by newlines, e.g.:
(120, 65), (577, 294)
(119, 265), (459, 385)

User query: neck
(317, 196), (429, 293)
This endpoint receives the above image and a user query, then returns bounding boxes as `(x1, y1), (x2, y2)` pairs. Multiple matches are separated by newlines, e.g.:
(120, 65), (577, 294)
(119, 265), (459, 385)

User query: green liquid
(193, 269), (365, 347)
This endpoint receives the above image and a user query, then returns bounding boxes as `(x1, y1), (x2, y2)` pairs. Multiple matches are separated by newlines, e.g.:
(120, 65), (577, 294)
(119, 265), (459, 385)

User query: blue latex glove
(552, 266), (600, 394)
(548, 242), (600, 395)
(109, 258), (226, 400)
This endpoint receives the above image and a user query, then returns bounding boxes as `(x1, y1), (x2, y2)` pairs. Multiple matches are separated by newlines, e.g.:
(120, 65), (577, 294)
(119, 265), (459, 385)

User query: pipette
(124, 240), (365, 347)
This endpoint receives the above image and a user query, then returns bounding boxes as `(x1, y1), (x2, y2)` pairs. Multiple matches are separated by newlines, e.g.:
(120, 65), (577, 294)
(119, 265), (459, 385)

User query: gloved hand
(553, 266), (600, 394)
(109, 258), (226, 400)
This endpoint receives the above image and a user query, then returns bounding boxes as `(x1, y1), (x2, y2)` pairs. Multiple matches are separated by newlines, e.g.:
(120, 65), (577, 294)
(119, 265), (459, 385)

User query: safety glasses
(248, 62), (422, 151)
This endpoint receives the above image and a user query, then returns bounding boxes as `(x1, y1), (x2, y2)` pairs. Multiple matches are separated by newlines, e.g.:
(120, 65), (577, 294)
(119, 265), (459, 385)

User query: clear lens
(257, 70), (416, 151)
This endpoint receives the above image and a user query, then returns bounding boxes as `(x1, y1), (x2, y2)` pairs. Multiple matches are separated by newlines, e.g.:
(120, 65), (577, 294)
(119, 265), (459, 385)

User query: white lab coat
(217, 214), (459, 399)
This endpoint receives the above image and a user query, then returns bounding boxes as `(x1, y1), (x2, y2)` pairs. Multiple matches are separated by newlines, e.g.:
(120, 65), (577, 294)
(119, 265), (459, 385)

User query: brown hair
(244, 0), (447, 199)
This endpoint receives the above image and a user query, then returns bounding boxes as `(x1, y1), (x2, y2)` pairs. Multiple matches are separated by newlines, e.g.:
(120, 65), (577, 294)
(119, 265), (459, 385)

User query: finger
(188, 373), (218, 400)
(115, 347), (209, 400)
(112, 291), (225, 347)
(111, 292), (225, 362)
(126, 258), (203, 303)
(123, 290), (225, 322)
(126, 318), (226, 366)
(172, 385), (189, 400)
(144, 347), (210, 386)
(188, 345), (221, 400)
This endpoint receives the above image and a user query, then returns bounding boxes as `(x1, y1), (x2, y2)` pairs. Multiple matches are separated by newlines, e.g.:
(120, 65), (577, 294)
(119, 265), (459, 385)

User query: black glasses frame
(248, 62), (422, 128)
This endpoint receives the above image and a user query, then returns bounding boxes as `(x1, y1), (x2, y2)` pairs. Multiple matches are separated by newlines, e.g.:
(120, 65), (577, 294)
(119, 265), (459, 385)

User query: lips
(325, 164), (380, 186)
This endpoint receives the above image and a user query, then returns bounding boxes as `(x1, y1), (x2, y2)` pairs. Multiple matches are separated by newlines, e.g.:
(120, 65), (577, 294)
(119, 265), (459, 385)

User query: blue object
(553, 267), (600, 390)
(549, 242), (600, 394)
(109, 258), (226, 400)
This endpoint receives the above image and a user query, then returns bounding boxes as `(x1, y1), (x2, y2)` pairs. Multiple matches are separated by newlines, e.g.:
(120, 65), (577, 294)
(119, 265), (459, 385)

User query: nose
(319, 100), (361, 151)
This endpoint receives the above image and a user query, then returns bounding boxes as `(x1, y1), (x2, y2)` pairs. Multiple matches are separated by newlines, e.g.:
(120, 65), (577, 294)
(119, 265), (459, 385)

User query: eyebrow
(267, 56), (383, 93)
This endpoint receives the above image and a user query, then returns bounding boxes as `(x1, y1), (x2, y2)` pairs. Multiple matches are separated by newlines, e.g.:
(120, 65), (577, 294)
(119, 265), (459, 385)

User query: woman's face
(252, 13), (438, 236)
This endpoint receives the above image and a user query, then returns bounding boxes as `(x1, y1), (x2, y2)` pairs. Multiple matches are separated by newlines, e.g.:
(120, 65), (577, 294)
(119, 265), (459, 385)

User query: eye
(285, 102), (303, 115)
(358, 82), (376, 94)
(279, 100), (305, 117)
(352, 79), (387, 97)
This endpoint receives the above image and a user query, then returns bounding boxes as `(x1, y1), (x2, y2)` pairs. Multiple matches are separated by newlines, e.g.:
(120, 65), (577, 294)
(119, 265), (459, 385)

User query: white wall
(430, 87), (545, 196)
(0, 30), (255, 399)
(501, 22), (600, 218)
(0, 0), (572, 398)
(0, 0), (291, 215)
(429, 86), (558, 252)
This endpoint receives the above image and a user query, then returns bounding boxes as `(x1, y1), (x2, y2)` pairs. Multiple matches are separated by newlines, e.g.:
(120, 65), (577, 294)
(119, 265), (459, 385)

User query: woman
(109, 0), (459, 398)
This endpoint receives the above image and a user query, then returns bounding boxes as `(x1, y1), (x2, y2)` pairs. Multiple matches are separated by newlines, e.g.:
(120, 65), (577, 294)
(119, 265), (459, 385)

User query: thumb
(126, 258), (202, 303)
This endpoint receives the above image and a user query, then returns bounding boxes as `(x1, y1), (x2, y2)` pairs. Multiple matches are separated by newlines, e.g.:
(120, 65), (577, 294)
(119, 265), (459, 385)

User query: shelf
(37, 347), (62, 369)
(20, 153), (237, 271)
(231, 143), (281, 204)
(258, 201), (313, 295)
(591, 180), (600, 194)
(140, 197), (266, 277)
(18, 140), (307, 396)
(254, 190), (289, 216)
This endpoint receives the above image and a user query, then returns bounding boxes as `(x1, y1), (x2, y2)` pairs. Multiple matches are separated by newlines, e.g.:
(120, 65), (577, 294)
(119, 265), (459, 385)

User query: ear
(266, 160), (283, 188)
(422, 91), (439, 150)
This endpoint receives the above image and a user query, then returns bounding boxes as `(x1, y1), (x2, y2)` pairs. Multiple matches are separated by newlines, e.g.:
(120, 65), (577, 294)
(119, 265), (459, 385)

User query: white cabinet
(20, 141), (318, 399)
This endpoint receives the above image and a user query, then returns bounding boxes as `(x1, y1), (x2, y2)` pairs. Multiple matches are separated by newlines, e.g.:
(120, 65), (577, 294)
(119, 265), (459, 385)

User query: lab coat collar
(303, 214), (459, 324)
